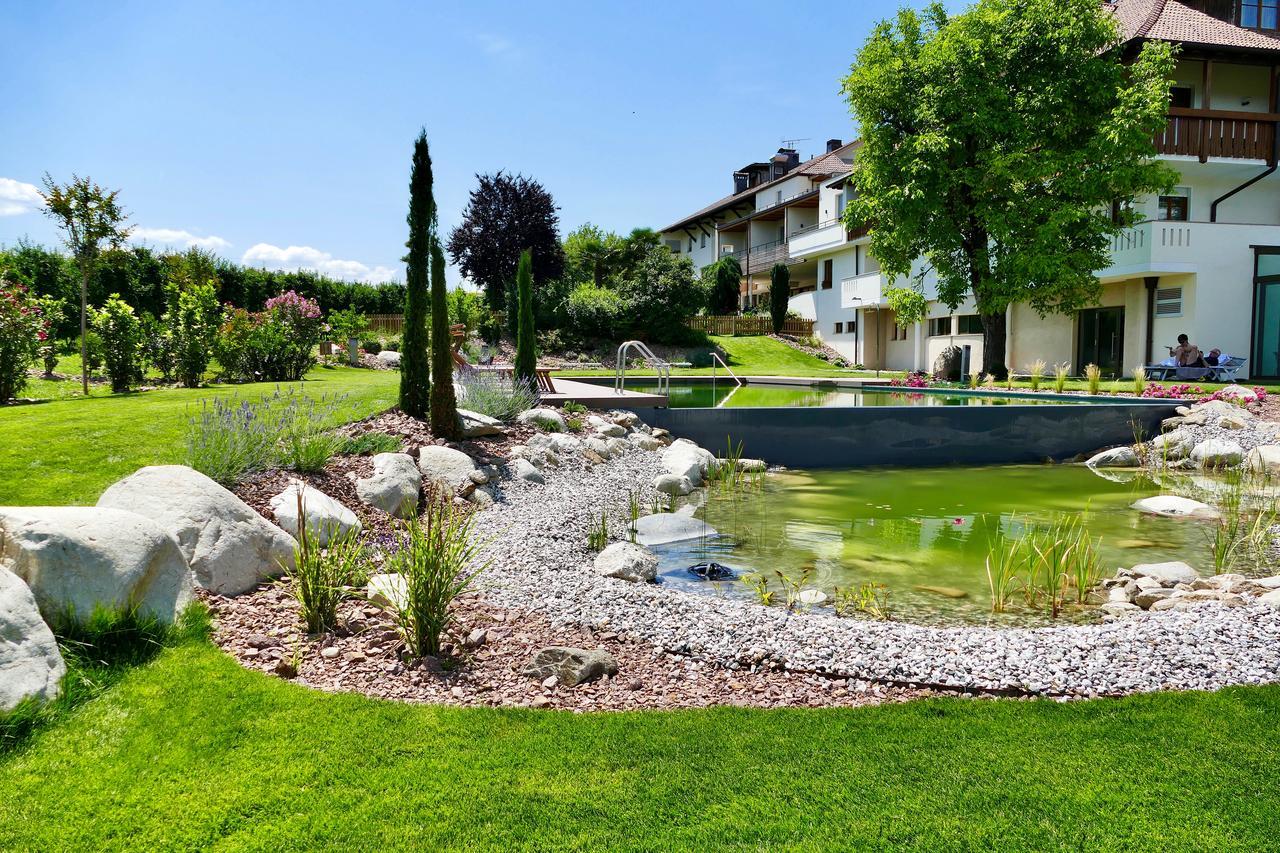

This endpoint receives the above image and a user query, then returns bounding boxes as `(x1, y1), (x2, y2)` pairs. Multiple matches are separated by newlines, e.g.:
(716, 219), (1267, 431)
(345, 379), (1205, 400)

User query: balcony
(841, 272), (886, 309)
(1153, 108), (1278, 164)
(727, 240), (795, 275)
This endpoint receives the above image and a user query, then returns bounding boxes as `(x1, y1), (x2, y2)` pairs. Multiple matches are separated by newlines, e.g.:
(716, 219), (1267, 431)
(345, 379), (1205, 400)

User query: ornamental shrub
(34, 296), (65, 375)
(214, 290), (322, 382)
(165, 271), (222, 388)
(563, 283), (624, 340)
(91, 294), (144, 392)
(361, 338), (382, 355)
(0, 277), (50, 401)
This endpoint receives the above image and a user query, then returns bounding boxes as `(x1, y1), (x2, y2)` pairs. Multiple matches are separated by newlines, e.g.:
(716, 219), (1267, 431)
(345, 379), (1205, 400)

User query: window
(1155, 287), (1183, 317)
(821, 259), (833, 289)
(688, 237), (695, 251)
(1169, 86), (1193, 109)
(927, 316), (952, 337)
(1158, 193), (1189, 221)
(1242, 0), (1279, 29)
(957, 314), (983, 334)
(834, 322), (844, 335)
(1110, 199), (1134, 225)
(700, 233), (706, 249)
(896, 324), (908, 340)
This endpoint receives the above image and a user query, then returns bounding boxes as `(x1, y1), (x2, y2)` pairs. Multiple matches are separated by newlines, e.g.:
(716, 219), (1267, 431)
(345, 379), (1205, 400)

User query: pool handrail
(615, 340), (670, 396)
(710, 351), (743, 388)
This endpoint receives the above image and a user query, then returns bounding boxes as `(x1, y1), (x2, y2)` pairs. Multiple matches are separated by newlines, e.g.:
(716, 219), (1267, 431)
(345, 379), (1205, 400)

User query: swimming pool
(625, 381), (1103, 409)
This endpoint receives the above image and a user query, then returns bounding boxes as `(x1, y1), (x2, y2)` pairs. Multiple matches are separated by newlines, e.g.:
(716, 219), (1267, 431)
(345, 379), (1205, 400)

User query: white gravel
(473, 426), (1280, 698)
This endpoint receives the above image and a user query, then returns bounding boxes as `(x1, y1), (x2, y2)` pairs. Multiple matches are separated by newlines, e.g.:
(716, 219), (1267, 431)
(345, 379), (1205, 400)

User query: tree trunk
(80, 266), (89, 396)
(980, 311), (1008, 379)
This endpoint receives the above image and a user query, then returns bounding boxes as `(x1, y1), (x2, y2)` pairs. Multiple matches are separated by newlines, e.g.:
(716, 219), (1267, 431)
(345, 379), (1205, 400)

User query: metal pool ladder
(710, 350), (743, 407)
(615, 340), (670, 396)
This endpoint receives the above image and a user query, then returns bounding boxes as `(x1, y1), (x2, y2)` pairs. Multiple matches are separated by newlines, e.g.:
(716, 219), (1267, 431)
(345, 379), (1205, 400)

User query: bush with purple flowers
(0, 276), (50, 401)
(214, 290), (324, 382)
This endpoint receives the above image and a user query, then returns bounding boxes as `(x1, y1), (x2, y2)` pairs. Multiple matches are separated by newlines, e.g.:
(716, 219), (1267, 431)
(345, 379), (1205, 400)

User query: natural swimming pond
(625, 382), (1123, 409)
(651, 464), (1272, 626)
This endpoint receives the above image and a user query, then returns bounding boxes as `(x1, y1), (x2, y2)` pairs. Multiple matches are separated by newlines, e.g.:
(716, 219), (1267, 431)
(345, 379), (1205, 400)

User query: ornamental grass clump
(287, 491), (368, 634)
(1053, 363), (1070, 393)
(455, 368), (537, 422)
(1027, 359), (1046, 392)
(1084, 363), (1102, 395)
(385, 494), (487, 658)
(1132, 365), (1147, 396)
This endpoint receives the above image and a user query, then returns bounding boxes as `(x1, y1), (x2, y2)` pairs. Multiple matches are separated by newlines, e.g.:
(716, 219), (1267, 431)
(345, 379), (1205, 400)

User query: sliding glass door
(1251, 248), (1280, 380)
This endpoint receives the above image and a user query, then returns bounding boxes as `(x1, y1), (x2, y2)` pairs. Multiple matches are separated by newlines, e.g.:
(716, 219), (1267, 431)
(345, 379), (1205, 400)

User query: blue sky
(0, 0), (925, 284)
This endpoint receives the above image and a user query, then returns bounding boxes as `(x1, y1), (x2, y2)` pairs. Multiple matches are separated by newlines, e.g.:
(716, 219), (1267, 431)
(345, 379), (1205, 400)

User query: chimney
(733, 171), (750, 194)
(826, 138), (843, 153)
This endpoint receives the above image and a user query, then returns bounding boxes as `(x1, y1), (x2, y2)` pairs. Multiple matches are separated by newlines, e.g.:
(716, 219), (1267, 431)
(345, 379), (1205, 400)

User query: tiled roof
(661, 142), (858, 233)
(1108, 0), (1280, 52)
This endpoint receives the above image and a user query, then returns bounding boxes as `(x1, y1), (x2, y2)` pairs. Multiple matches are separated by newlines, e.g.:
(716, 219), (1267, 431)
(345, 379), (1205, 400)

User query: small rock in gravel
(320, 647), (339, 660)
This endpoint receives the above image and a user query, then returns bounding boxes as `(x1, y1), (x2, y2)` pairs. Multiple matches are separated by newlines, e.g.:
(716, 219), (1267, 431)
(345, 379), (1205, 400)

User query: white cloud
(241, 243), (399, 283)
(0, 177), (43, 216)
(474, 32), (517, 57)
(130, 227), (231, 251)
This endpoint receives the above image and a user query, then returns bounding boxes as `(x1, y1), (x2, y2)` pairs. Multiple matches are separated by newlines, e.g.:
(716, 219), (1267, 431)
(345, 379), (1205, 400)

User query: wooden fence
(365, 314), (404, 335)
(686, 315), (815, 337)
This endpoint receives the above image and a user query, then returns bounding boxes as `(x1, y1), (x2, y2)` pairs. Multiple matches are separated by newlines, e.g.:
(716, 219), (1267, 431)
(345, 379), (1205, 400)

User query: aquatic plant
(833, 582), (891, 620)
(1053, 362), (1069, 393)
(1132, 365), (1147, 396)
(1027, 359), (1046, 392)
(740, 572), (776, 607)
(1084, 363), (1102, 395)
(983, 530), (1024, 613)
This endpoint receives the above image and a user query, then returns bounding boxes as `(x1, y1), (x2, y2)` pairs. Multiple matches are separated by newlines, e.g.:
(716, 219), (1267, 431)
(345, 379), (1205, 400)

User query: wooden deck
(540, 377), (667, 408)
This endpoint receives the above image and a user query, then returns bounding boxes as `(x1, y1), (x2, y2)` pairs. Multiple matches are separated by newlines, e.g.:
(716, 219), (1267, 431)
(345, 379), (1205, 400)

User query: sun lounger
(1144, 356), (1246, 383)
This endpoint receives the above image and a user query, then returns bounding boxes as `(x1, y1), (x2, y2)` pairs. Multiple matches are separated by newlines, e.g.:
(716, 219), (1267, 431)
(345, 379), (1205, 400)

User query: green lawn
(1, 637), (1276, 850)
(0, 366), (399, 505)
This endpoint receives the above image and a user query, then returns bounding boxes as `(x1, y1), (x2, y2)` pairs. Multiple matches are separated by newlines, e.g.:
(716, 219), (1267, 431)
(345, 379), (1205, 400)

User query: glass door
(1251, 249), (1280, 379)
(1077, 307), (1125, 376)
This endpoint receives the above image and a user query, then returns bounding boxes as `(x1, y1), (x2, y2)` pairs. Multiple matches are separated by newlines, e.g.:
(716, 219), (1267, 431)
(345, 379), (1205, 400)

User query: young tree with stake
(39, 175), (131, 395)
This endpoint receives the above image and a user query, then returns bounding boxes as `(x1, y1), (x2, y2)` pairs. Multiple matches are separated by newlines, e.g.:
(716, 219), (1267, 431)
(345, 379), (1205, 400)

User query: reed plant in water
(983, 529), (1024, 613)
(1027, 359), (1046, 392)
(833, 582), (891, 620)
(1085, 363), (1102, 395)
(384, 492), (487, 657)
(1053, 363), (1070, 393)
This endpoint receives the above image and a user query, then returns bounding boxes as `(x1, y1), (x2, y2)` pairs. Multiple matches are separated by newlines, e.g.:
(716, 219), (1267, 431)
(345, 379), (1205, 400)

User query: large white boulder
(366, 573), (408, 611)
(1130, 495), (1219, 519)
(517, 408), (567, 431)
(513, 458), (545, 484)
(0, 566), (66, 712)
(1086, 447), (1140, 469)
(1190, 438), (1244, 470)
(356, 452), (420, 518)
(269, 480), (361, 545)
(661, 439), (717, 486)
(97, 464), (296, 596)
(418, 446), (480, 494)
(593, 542), (658, 582)
(375, 350), (401, 366)
(653, 473), (693, 496)
(1129, 561), (1199, 586)
(633, 513), (718, 546)
(549, 434), (583, 456)
(1150, 429), (1194, 461)
(1245, 445), (1280, 475)
(0, 506), (193, 624)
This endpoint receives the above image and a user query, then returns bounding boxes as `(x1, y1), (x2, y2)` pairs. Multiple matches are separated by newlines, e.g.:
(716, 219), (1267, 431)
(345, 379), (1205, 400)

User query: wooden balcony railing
(1154, 108), (1278, 164)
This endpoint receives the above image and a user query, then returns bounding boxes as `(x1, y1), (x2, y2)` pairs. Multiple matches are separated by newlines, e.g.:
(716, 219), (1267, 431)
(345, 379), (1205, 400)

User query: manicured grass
(0, 366), (399, 505)
(1, 639), (1277, 850)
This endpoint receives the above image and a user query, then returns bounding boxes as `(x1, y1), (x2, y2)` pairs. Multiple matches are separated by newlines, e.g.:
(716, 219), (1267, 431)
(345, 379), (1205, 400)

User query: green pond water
(652, 464), (1270, 626)
(625, 382), (1076, 409)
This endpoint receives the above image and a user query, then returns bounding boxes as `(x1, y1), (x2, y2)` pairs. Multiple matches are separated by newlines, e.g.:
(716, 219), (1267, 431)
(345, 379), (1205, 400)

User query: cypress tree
(513, 249), (537, 390)
(429, 238), (459, 437)
(399, 129), (434, 418)
(769, 263), (790, 334)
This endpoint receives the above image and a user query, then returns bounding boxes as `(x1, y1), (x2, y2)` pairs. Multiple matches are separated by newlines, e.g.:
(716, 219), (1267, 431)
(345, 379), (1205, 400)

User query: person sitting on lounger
(1169, 334), (1206, 368)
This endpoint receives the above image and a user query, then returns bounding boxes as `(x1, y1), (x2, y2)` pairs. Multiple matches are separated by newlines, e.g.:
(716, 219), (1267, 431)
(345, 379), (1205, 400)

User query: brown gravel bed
(209, 583), (941, 711)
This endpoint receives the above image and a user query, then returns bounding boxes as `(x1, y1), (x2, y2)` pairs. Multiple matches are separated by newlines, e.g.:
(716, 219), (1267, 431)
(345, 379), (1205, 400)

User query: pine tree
(429, 238), (459, 438)
(769, 263), (790, 334)
(399, 130), (434, 418)
(513, 249), (537, 391)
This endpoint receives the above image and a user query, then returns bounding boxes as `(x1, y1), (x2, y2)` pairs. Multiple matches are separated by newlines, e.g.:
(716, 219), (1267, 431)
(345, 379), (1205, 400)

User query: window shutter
(1155, 287), (1182, 317)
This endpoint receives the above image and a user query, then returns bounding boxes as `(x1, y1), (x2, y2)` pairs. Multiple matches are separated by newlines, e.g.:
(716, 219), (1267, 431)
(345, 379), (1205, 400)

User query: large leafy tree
(400, 130), (434, 418)
(841, 0), (1177, 376)
(39, 174), (131, 395)
(447, 172), (564, 313)
(429, 238), (459, 438)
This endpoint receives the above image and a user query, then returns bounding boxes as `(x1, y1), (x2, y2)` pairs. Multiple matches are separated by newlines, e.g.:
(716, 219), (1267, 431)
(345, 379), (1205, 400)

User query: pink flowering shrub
(1141, 382), (1269, 405)
(213, 291), (324, 382)
(0, 278), (50, 401)
(889, 371), (934, 388)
